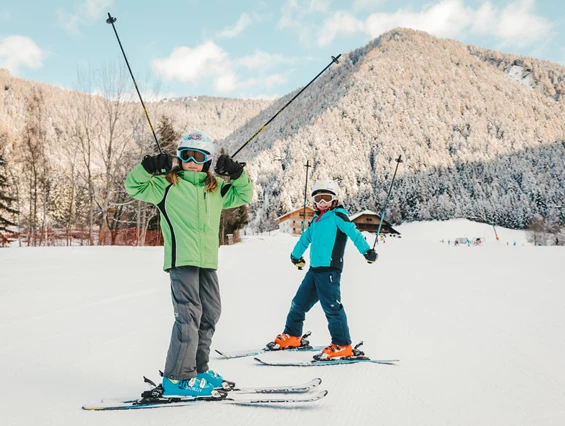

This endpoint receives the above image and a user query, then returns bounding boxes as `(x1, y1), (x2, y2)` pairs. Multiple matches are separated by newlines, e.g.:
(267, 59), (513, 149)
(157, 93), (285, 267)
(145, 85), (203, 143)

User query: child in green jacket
(125, 131), (253, 397)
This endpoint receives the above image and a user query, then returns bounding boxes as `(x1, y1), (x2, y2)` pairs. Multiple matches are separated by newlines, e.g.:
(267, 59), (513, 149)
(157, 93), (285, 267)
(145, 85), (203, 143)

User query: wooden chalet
(349, 210), (400, 235)
(277, 206), (316, 235)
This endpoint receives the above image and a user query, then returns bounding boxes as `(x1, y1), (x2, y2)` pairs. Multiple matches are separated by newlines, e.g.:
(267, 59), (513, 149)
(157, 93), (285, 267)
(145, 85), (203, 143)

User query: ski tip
(215, 349), (228, 358)
(379, 359), (400, 364)
(310, 389), (329, 401)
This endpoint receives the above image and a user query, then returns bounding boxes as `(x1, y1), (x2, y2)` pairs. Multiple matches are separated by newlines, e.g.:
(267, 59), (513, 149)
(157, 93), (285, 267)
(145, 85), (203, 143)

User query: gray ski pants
(163, 266), (221, 380)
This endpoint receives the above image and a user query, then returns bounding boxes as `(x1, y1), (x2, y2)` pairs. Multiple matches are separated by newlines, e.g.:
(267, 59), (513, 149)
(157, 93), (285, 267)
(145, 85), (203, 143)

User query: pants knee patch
(327, 301), (343, 312)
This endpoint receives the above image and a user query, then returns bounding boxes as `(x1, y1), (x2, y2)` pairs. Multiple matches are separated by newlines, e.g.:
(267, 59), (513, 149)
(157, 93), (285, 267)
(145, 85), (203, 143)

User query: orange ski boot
(314, 343), (353, 360)
(266, 333), (303, 350)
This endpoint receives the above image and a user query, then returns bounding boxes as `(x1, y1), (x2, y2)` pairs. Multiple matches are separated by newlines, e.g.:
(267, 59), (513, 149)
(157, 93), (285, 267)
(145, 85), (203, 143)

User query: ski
(215, 331), (324, 359)
(83, 390), (328, 410)
(254, 356), (399, 366)
(84, 377), (326, 410)
(103, 377), (323, 400)
(252, 341), (398, 366)
(232, 377), (322, 394)
(215, 345), (324, 359)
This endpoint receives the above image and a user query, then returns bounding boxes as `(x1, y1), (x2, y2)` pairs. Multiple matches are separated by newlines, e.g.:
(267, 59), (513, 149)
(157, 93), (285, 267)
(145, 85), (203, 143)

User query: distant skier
(267, 180), (378, 360)
(125, 131), (253, 397)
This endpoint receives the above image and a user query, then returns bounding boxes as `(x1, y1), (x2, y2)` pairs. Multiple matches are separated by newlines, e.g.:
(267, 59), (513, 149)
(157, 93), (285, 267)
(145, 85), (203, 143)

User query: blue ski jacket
(291, 206), (371, 272)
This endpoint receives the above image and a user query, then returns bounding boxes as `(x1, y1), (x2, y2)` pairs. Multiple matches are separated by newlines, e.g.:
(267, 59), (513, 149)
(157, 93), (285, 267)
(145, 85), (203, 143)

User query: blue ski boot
(197, 370), (234, 390)
(162, 376), (215, 397)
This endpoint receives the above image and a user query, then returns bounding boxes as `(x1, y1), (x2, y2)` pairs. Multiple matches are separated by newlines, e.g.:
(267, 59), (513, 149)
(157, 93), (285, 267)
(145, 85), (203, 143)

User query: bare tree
(16, 88), (51, 246)
(526, 214), (550, 246)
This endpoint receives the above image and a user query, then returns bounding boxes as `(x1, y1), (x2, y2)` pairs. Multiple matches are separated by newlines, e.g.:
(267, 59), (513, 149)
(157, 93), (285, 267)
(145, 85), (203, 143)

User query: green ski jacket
(125, 164), (253, 271)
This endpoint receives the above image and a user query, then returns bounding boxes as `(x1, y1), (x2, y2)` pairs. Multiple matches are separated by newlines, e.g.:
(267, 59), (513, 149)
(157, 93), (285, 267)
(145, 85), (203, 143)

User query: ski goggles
(312, 193), (337, 204)
(177, 148), (212, 164)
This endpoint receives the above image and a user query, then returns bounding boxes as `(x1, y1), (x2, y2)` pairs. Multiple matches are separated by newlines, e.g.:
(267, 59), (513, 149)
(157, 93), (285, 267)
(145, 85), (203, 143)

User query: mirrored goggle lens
(179, 149), (209, 164)
(312, 193), (335, 203)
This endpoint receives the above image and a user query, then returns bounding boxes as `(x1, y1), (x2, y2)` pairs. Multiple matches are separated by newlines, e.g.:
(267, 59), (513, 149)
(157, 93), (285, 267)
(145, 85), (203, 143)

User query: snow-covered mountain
(0, 68), (271, 144)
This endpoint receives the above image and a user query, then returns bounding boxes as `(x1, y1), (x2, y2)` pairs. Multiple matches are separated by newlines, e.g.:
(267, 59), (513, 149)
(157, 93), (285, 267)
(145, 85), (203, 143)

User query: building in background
(349, 210), (400, 235)
(278, 208), (401, 236)
(277, 206), (315, 235)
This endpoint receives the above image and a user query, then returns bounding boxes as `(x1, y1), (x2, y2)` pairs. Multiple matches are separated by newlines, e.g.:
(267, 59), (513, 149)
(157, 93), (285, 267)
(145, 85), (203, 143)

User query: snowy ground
(0, 219), (564, 426)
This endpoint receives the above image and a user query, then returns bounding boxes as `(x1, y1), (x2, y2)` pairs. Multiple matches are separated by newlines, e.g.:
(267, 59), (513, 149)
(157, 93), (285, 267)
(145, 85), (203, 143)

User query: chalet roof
(349, 210), (380, 221)
(277, 206), (316, 221)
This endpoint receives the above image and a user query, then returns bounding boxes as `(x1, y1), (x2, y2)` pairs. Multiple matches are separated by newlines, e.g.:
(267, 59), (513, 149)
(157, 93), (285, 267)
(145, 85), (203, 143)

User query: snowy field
(0, 219), (564, 426)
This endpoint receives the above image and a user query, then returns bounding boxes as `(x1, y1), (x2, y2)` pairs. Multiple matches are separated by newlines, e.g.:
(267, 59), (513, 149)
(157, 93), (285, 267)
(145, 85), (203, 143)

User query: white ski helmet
(176, 131), (217, 158)
(311, 179), (340, 198)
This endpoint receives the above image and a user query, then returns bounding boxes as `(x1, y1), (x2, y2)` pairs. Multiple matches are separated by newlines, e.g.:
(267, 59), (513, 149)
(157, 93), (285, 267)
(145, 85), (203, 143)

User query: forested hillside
(0, 67), (270, 245)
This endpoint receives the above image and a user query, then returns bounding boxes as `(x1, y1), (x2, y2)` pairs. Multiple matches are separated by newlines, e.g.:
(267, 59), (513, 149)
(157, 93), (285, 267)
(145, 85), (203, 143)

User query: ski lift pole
(492, 223), (499, 241)
(106, 13), (162, 154)
(301, 160), (312, 233)
(231, 54), (341, 159)
(373, 155), (403, 249)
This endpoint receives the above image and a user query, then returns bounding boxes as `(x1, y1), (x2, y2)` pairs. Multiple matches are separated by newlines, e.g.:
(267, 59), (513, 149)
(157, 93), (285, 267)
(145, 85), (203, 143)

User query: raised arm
(124, 163), (170, 205)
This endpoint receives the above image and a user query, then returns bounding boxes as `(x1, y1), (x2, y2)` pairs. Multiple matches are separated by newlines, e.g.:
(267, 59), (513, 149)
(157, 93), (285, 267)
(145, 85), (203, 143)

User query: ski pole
(374, 155), (403, 248)
(106, 13), (162, 154)
(231, 54), (341, 159)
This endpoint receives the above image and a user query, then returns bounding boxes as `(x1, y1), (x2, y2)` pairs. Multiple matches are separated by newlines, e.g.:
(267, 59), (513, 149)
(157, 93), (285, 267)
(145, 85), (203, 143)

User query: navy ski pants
(283, 269), (351, 346)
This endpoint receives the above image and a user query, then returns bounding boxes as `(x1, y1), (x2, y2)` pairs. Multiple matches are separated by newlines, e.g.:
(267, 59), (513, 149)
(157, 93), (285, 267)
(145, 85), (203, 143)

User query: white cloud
(364, 0), (473, 39)
(492, 0), (552, 47)
(153, 41), (241, 94)
(314, 0), (552, 48)
(0, 35), (44, 75)
(263, 73), (288, 88)
(85, 0), (113, 19)
(214, 72), (288, 94)
(317, 11), (364, 47)
(278, 0), (332, 45)
(217, 13), (252, 38)
(57, 9), (81, 35)
(214, 72), (238, 93)
(58, 0), (114, 35)
(153, 41), (229, 83)
(239, 51), (296, 70)
(153, 42), (294, 95)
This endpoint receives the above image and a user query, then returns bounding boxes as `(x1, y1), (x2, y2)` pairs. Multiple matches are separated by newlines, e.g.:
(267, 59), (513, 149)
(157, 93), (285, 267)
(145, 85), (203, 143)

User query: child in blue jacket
(268, 180), (378, 359)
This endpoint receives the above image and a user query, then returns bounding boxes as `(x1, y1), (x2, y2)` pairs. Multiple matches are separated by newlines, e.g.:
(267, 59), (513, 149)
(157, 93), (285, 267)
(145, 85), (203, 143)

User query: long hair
(165, 166), (218, 193)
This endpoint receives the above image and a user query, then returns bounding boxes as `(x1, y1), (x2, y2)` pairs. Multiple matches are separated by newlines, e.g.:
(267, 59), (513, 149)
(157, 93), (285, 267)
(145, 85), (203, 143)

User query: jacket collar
(178, 171), (208, 185)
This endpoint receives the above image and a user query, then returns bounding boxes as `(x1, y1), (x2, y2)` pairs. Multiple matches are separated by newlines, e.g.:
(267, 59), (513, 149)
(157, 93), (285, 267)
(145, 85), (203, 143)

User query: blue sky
(0, 0), (563, 99)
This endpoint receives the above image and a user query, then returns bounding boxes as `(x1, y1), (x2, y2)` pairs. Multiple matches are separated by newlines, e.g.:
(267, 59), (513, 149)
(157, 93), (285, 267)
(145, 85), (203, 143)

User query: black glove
(364, 249), (378, 264)
(290, 255), (306, 270)
(214, 154), (244, 179)
(141, 154), (172, 174)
